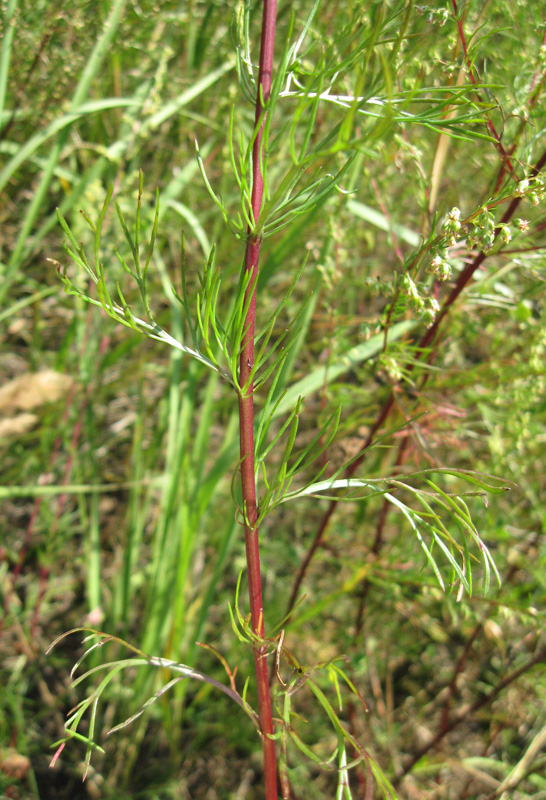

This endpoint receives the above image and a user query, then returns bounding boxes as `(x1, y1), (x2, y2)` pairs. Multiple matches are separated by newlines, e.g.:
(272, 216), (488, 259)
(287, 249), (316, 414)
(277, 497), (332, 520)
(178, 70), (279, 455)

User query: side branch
(285, 146), (546, 618)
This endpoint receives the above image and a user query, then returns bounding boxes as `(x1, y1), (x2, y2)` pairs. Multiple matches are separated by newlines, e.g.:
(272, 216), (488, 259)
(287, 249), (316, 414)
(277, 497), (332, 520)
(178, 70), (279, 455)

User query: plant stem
(450, 0), (518, 182)
(237, 1), (278, 797)
(286, 146), (546, 618)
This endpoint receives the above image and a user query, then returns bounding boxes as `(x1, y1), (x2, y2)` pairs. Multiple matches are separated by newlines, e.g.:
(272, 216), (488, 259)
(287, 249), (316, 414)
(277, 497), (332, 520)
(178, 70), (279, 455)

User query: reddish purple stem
(237, 1), (279, 797)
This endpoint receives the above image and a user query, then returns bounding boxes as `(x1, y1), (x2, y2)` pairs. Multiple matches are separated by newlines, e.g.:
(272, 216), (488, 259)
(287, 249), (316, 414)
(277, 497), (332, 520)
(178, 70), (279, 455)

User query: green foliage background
(1, 1), (545, 798)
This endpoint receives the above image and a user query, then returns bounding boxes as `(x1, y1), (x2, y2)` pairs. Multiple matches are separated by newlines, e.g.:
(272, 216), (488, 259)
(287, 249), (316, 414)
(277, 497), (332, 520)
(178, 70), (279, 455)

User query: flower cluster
(443, 206), (461, 236)
(436, 174), (544, 265)
(466, 208), (496, 252)
(427, 253), (452, 281)
(379, 353), (404, 382)
(400, 273), (440, 327)
(515, 174), (545, 207)
(370, 169), (545, 335)
(423, 207), (463, 283)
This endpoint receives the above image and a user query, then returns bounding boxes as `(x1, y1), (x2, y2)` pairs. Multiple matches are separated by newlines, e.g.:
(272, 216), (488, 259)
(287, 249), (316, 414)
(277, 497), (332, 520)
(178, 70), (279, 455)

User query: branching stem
(285, 146), (546, 620)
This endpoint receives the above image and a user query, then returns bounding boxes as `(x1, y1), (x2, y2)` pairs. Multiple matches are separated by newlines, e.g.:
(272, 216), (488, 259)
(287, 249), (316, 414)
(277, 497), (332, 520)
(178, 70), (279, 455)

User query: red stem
(451, 0), (518, 183)
(491, 31), (546, 194)
(238, 1), (278, 797)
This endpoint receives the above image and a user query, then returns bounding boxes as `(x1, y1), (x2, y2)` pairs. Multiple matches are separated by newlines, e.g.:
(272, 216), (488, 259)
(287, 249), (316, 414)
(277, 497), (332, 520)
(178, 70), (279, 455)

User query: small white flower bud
(428, 256), (442, 273)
